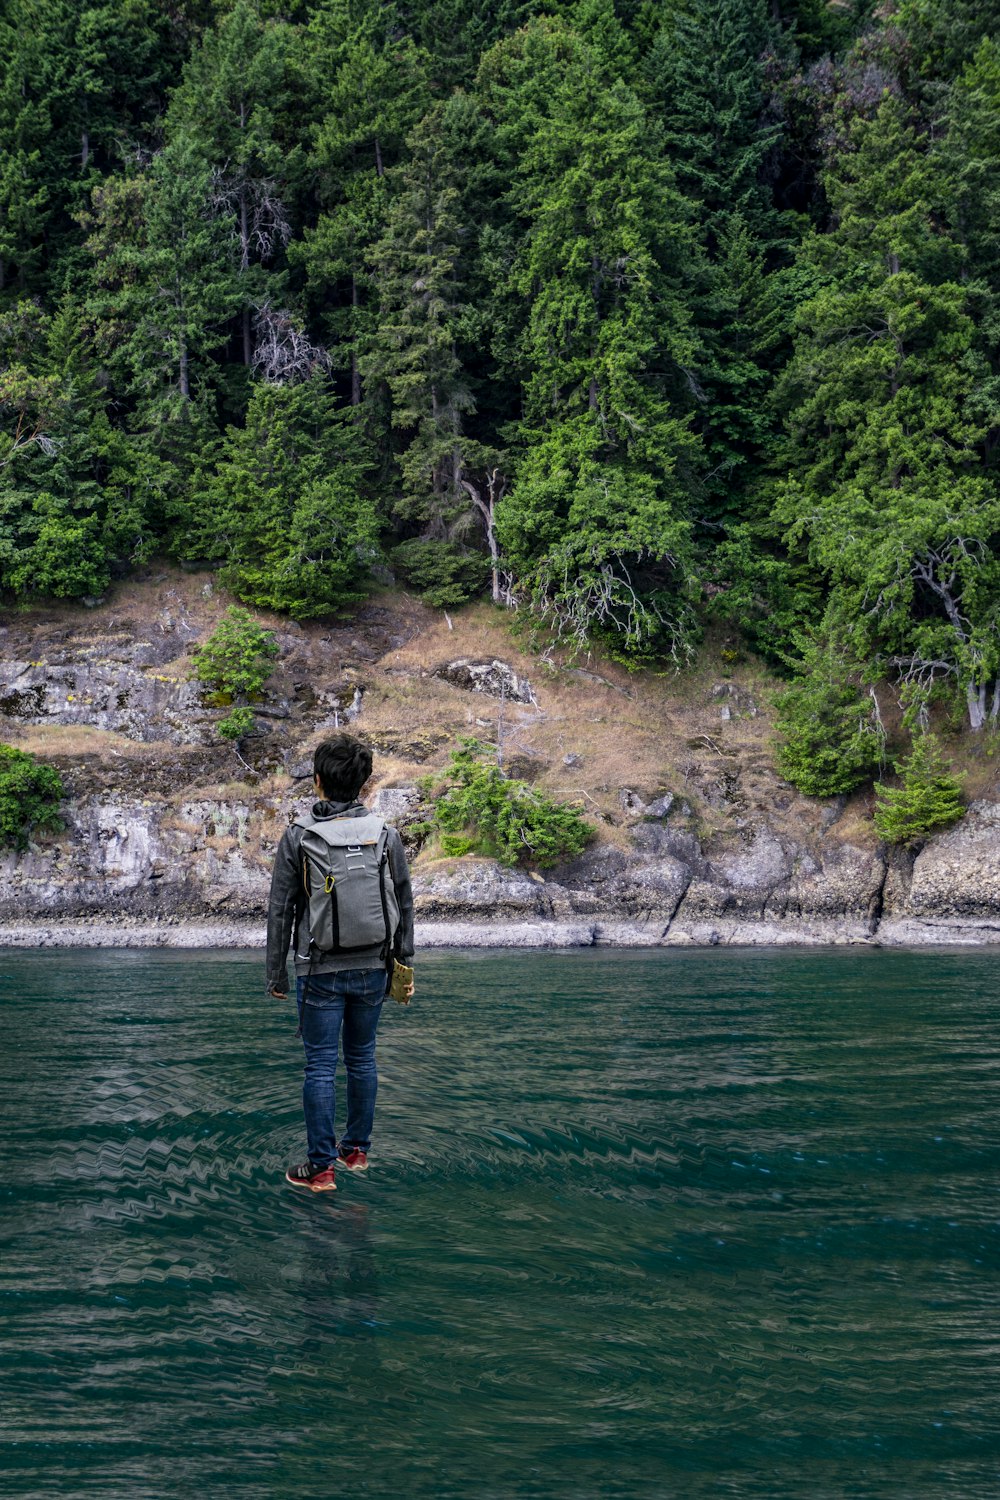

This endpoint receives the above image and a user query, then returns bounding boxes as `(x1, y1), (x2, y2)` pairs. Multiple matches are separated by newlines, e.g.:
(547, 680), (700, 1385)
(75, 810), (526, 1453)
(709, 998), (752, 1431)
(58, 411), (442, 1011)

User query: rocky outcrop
(0, 638), (216, 744)
(433, 658), (534, 703)
(0, 794), (282, 922)
(411, 823), (892, 948)
(664, 831), (886, 946)
(2, 578), (999, 948)
(6, 780), (1000, 947)
(878, 801), (1000, 944)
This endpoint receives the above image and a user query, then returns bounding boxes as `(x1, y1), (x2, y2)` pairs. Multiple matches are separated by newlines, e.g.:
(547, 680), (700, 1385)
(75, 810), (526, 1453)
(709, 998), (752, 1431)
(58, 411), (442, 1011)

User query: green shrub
(192, 607), (279, 698)
(192, 607), (278, 741)
(774, 636), (884, 796)
(390, 539), (489, 609)
(218, 705), (255, 741)
(439, 832), (476, 858)
(423, 738), (592, 868)
(874, 734), (965, 845)
(0, 744), (64, 850)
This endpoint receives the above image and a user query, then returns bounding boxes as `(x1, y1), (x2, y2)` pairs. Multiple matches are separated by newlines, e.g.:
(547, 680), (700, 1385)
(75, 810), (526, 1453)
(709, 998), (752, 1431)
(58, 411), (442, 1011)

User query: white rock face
(878, 801), (1000, 944)
(434, 658), (534, 703)
(0, 795), (277, 920)
(369, 786), (422, 824)
(0, 652), (214, 744)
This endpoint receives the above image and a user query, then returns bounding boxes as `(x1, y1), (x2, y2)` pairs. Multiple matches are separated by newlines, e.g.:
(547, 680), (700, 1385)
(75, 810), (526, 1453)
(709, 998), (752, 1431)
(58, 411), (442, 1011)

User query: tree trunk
(374, 136), (384, 178)
(351, 276), (361, 406)
(991, 678), (1000, 724)
(178, 320), (190, 399)
(238, 171), (252, 366)
(486, 499), (500, 604)
(239, 189), (250, 274)
(81, 130), (89, 170)
(589, 252), (601, 412)
(464, 471), (505, 604)
(966, 680), (986, 731)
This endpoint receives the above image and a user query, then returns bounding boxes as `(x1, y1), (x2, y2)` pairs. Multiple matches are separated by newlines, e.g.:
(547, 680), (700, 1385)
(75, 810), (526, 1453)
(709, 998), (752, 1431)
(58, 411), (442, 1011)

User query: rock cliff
(2, 571), (999, 948)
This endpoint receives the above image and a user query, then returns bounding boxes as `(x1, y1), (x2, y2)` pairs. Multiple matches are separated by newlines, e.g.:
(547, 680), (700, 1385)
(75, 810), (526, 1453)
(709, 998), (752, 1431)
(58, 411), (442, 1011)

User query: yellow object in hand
(389, 960), (414, 1005)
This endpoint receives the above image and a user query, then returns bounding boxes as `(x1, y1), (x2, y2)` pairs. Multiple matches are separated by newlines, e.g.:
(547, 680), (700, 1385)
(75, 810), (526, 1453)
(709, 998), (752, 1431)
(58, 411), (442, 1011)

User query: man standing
(266, 732), (415, 1192)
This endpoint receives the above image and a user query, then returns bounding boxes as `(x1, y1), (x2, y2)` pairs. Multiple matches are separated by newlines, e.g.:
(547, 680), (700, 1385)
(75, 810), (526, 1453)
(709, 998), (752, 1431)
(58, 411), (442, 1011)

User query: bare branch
(251, 302), (330, 385)
(532, 546), (692, 664)
(210, 168), (291, 270)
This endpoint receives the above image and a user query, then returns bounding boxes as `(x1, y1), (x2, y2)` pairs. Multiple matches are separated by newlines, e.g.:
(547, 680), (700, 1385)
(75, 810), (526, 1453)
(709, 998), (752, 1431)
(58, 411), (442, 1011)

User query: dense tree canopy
(3, 0), (1000, 744)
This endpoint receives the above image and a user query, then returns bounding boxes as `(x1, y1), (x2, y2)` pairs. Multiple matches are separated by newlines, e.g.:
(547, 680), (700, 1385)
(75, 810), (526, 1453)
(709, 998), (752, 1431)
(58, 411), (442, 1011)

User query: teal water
(1, 947), (999, 1500)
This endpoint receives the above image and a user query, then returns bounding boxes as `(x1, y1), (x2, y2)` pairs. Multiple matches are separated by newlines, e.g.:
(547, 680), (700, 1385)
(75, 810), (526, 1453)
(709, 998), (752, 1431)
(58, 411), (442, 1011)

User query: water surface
(2, 947), (999, 1499)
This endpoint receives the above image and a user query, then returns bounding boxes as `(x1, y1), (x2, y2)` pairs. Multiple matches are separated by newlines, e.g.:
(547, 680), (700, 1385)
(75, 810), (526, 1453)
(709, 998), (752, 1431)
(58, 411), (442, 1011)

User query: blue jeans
(297, 969), (386, 1168)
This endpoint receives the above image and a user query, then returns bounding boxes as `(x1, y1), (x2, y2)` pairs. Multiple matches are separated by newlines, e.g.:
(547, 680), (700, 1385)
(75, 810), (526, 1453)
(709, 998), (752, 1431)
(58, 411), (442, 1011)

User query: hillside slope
(2, 571), (999, 947)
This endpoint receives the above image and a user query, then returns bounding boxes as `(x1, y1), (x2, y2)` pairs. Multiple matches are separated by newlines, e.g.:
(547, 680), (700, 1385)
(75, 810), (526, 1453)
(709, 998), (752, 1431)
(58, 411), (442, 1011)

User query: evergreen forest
(4, 0), (1000, 793)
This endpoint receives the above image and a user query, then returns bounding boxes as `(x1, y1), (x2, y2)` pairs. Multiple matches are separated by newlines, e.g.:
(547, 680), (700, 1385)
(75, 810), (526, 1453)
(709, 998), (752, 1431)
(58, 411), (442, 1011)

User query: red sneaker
(337, 1148), (369, 1172)
(285, 1160), (336, 1192)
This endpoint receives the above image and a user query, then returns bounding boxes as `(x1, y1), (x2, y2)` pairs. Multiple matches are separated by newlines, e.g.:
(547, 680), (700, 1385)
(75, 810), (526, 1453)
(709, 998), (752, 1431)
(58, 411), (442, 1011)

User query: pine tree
(200, 373), (380, 618)
(774, 632), (885, 796)
(297, 0), (430, 411)
(0, 0), (195, 296)
(874, 732), (965, 844)
(895, 0), (1000, 80)
(365, 101), (478, 537)
(399, 0), (526, 85)
(936, 40), (1000, 472)
(0, 298), (131, 599)
(167, 0), (301, 370)
(0, 4), (59, 294)
(482, 20), (699, 657)
(80, 134), (238, 519)
(650, 0), (777, 236)
(773, 92), (1000, 729)
(645, 0), (789, 525)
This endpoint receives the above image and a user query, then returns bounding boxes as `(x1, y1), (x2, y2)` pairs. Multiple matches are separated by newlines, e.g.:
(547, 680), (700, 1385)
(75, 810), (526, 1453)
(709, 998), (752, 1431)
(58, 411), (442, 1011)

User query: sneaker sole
(337, 1160), (368, 1172)
(285, 1175), (336, 1192)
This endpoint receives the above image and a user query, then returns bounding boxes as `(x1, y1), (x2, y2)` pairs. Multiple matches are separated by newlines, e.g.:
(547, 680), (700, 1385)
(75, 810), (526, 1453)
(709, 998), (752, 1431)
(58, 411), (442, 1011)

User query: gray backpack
(294, 811), (400, 959)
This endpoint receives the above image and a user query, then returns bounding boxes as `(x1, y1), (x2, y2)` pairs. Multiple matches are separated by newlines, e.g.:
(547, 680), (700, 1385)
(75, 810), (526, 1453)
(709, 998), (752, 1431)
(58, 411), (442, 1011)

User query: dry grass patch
(375, 601), (536, 676)
(361, 602), (801, 840)
(160, 815), (204, 836)
(1, 723), (162, 760)
(173, 778), (261, 804)
(828, 796), (881, 848)
(203, 833), (243, 855)
(368, 752), (420, 791)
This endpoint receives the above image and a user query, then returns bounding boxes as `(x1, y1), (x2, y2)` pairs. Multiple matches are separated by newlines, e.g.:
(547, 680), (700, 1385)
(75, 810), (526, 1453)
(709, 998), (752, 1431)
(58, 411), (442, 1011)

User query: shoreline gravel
(2, 917), (999, 949)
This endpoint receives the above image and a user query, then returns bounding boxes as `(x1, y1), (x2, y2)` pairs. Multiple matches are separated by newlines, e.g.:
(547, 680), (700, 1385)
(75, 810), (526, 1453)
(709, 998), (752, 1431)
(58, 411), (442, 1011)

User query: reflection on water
(2, 947), (999, 1498)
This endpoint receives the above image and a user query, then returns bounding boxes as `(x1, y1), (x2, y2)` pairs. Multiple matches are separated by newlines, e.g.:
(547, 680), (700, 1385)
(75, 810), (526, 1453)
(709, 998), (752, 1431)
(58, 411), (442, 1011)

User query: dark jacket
(265, 798), (414, 993)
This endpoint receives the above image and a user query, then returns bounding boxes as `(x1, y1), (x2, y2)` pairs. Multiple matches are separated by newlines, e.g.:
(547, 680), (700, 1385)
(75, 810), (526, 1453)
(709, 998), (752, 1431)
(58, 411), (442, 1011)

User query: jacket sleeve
(387, 827), (415, 959)
(265, 825), (300, 992)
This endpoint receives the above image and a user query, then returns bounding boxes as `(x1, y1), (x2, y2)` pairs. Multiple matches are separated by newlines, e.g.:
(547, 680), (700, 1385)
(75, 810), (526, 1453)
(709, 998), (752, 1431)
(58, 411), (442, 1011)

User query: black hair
(313, 733), (373, 802)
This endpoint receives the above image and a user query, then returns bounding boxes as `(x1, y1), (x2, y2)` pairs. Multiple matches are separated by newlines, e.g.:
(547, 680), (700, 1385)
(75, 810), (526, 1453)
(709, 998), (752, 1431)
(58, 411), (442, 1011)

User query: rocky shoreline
(3, 577), (1000, 952)
(4, 793), (1000, 950)
(5, 902), (1000, 953)
(4, 919), (1000, 950)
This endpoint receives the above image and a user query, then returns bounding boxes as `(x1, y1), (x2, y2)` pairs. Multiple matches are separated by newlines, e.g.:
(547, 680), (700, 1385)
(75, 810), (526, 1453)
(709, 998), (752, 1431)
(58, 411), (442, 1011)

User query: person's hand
(267, 985), (288, 1000)
(402, 977), (415, 1001)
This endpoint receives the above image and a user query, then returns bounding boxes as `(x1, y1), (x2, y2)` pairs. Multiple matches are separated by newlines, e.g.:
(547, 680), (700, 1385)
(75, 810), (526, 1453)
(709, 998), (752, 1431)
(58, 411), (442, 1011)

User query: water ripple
(2, 947), (1000, 1499)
